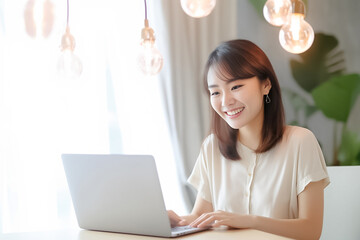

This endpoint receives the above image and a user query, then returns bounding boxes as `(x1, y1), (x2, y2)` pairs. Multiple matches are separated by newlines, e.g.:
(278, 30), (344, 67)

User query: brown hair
(204, 39), (285, 160)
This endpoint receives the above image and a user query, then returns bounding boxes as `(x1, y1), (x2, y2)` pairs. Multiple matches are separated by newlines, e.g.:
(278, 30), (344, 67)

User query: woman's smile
(225, 107), (245, 118)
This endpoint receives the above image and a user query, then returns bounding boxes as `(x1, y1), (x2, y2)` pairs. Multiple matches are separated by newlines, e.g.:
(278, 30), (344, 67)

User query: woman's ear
(263, 78), (272, 94)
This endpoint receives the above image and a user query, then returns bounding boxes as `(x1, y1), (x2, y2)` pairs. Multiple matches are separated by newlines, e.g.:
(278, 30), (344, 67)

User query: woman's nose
(222, 92), (235, 107)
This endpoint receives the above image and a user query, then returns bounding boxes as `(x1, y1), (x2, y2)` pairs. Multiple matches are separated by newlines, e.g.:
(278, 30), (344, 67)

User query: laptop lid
(62, 154), (174, 237)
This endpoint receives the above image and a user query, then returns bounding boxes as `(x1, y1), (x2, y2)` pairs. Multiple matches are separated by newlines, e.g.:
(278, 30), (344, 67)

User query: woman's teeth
(227, 107), (244, 116)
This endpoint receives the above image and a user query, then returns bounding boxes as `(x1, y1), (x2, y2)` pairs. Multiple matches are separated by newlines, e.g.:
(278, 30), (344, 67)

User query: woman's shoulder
(283, 125), (317, 144)
(198, 134), (222, 165)
(202, 133), (218, 148)
(200, 134), (222, 155)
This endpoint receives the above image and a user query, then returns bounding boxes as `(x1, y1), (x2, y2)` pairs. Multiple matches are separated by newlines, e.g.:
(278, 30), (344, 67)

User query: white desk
(1, 228), (292, 240)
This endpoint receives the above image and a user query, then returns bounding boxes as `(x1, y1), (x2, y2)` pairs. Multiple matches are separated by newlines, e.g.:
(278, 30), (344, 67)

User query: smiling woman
(168, 39), (330, 240)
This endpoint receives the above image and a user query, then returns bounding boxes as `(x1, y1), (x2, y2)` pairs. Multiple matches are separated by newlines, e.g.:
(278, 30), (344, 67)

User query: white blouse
(187, 126), (330, 219)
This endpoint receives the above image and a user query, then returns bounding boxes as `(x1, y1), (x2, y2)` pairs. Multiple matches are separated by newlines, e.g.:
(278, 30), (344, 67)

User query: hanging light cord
(144, 0), (147, 20)
(66, 0), (69, 26)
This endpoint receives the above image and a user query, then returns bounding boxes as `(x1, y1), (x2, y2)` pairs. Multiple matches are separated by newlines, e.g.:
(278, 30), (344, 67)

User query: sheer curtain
(0, 0), (184, 233)
(153, 0), (238, 210)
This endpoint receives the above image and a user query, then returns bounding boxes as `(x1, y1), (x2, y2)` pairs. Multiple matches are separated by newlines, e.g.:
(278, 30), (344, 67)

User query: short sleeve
(187, 138), (212, 203)
(296, 129), (330, 195)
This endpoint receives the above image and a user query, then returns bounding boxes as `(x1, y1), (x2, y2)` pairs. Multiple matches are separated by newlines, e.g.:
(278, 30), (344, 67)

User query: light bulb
(263, 0), (292, 26)
(57, 27), (83, 78)
(24, 0), (54, 38)
(138, 45), (163, 76)
(137, 20), (163, 76)
(57, 50), (83, 78)
(278, 0), (314, 54)
(180, 0), (216, 18)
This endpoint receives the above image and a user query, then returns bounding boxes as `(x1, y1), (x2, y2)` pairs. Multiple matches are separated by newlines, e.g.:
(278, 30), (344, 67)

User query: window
(0, 0), (185, 233)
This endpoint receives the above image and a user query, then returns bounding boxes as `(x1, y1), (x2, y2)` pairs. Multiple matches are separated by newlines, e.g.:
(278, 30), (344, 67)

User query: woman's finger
(167, 210), (182, 227)
(191, 212), (222, 228)
(189, 213), (211, 227)
(197, 215), (218, 228)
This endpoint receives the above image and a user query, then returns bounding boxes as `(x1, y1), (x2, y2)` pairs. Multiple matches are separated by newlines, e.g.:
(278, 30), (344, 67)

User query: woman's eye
(231, 85), (243, 90)
(211, 91), (219, 96)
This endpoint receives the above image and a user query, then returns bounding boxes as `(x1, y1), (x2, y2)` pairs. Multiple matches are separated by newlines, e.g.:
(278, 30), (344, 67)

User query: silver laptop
(61, 154), (206, 237)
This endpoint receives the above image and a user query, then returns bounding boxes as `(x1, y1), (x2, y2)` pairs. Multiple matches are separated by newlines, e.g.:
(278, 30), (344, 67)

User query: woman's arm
(252, 180), (324, 239)
(190, 180), (325, 240)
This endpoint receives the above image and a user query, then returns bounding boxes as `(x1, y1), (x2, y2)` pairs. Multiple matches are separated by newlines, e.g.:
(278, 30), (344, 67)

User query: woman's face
(207, 67), (271, 130)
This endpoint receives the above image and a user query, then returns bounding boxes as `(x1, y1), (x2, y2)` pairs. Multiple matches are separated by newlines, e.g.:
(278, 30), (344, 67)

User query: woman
(168, 39), (330, 240)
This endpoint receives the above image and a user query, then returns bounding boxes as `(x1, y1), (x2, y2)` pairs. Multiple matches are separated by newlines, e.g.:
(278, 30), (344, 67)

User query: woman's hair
(204, 39), (285, 160)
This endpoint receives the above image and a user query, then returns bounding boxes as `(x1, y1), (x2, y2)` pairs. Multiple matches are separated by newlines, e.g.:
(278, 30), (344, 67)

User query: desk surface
(1, 228), (292, 240)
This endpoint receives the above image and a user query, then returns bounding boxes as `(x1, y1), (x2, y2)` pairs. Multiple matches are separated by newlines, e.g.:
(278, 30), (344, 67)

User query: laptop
(61, 154), (207, 237)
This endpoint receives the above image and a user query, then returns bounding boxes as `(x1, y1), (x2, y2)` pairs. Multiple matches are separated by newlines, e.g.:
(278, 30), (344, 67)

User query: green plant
(288, 33), (360, 165)
(311, 73), (360, 165)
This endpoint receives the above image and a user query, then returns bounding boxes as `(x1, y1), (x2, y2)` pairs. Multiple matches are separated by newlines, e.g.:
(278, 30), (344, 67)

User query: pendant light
(57, 0), (82, 78)
(24, 0), (54, 38)
(263, 0), (292, 26)
(279, 0), (314, 54)
(180, 0), (216, 18)
(137, 0), (163, 76)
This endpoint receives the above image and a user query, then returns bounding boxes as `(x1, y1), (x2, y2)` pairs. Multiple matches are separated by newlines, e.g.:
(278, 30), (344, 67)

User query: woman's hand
(189, 210), (254, 229)
(167, 210), (188, 227)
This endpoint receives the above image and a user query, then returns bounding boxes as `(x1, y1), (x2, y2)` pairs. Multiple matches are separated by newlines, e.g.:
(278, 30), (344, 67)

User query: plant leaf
(248, 0), (267, 17)
(356, 151), (360, 165)
(311, 74), (360, 122)
(338, 128), (360, 165)
(290, 33), (345, 93)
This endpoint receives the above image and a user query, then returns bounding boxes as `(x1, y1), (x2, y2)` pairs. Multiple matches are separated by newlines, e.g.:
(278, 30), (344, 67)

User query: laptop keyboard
(171, 225), (197, 233)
